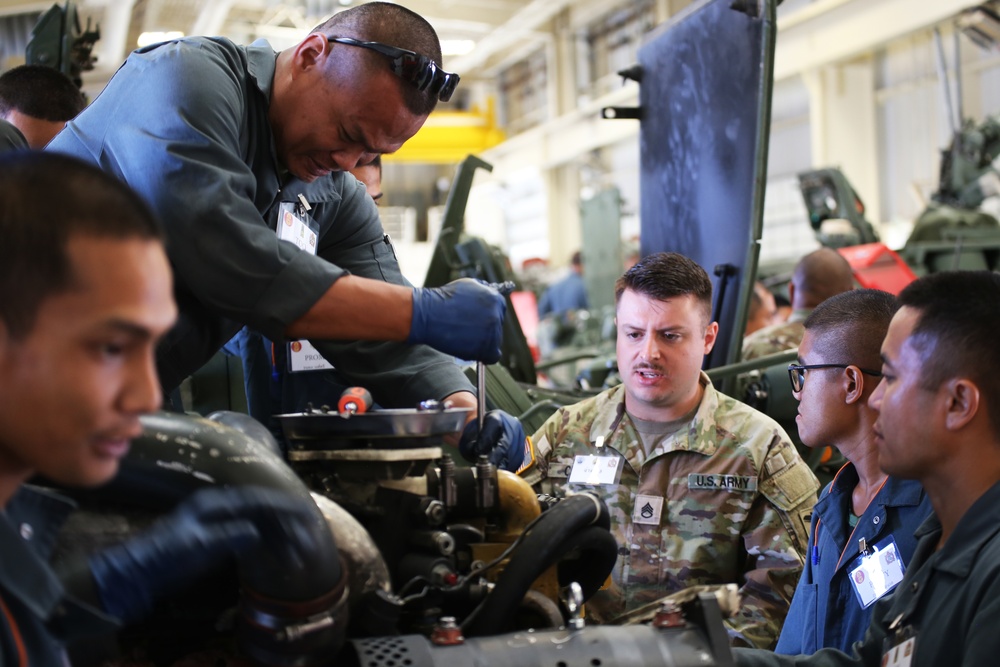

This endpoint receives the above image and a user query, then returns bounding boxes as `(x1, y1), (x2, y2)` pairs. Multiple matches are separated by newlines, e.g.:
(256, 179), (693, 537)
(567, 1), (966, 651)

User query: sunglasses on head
(328, 36), (460, 103)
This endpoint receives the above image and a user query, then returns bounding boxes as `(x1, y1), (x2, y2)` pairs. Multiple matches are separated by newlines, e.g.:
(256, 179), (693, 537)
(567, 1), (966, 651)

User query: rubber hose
(107, 412), (342, 600)
(554, 525), (620, 596)
(462, 493), (613, 637)
(102, 411), (348, 665)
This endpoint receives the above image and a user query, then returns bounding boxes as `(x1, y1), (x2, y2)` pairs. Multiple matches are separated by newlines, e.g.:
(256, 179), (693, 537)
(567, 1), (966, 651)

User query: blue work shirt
(49, 37), (472, 407)
(735, 480), (1000, 666)
(538, 271), (589, 318)
(775, 465), (931, 655)
(0, 486), (117, 666)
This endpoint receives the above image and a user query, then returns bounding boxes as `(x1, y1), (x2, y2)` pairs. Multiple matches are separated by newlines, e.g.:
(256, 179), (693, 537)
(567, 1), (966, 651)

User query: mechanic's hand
(408, 279), (506, 363)
(89, 486), (321, 623)
(459, 410), (532, 473)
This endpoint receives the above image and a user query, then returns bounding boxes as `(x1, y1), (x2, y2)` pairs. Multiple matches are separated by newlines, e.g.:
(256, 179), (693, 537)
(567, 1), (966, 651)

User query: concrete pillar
(803, 56), (882, 223)
(545, 164), (582, 266)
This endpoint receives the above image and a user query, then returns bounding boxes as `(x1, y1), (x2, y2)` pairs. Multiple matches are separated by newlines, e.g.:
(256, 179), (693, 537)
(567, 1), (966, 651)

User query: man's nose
(868, 377), (885, 411)
(121, 353), (163, 415)
(331, 148), (367, 171)
(640, 334), (661, 360)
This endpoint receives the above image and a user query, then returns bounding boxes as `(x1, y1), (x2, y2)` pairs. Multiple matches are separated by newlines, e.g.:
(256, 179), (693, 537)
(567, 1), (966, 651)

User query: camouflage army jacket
(527, 374), (818, 649)
(741, 310), (810, 361)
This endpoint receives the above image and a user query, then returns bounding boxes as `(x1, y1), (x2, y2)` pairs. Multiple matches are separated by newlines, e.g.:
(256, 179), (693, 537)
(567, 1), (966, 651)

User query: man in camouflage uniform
(742, 248), (854, 360)
(526, 252), (819, 649)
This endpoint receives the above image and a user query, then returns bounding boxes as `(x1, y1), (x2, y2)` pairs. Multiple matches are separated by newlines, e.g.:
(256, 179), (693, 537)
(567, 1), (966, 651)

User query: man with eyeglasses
(48, 3), (516, 446)
(524, 252), (819, 649)
(776, 290), (931, 656)
(736, 271), (1000, 667)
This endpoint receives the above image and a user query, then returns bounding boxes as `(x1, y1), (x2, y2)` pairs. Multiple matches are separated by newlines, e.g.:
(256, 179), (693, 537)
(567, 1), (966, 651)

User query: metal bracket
(601, 106), (641, 120)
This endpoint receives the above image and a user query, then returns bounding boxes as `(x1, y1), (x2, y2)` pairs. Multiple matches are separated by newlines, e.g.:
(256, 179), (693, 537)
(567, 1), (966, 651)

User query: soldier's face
(615, 290), (717, 421)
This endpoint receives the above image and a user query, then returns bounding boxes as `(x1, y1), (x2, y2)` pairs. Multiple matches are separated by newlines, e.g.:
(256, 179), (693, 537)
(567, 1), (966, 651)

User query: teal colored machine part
(579, 187), (624, 312)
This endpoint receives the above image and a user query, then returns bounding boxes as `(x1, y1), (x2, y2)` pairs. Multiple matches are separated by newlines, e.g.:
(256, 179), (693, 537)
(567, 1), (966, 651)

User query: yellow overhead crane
(384, 99), (505, 164)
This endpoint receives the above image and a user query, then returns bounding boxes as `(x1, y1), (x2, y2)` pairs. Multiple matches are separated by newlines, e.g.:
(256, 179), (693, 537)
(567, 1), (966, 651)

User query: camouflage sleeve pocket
(757, 439), (819, 511)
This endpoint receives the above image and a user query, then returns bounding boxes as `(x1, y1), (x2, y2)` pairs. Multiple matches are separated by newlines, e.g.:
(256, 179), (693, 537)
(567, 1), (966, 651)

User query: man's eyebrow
(352, 128), (382, 155)
(372, 192), (384, 201)
(99, 319), (157, 339)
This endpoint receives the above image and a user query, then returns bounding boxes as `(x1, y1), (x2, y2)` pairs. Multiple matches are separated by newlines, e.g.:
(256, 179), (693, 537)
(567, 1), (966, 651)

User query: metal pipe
(704, 349), (799, 382)
(934, 27), (959, 133)
(107, 411), (349, 665)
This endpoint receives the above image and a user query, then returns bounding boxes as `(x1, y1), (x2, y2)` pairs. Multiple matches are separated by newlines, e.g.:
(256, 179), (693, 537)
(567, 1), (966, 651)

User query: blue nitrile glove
(88, 486), (320, 623)
(408, 278), (506, 363)
(459, 410), (530, 473)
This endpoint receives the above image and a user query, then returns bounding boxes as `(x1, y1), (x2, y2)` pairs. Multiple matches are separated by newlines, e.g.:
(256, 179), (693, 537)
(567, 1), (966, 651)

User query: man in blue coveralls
(776, 289), (931, 655)
(736, 271), (1000, 667)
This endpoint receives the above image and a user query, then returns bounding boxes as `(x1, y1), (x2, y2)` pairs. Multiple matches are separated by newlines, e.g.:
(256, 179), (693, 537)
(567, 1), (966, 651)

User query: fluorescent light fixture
(137, 31), (185, 47)
(441, 39), (475, 56)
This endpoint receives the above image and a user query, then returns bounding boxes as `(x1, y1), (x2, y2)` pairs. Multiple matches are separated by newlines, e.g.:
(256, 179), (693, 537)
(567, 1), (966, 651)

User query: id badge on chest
(276, 199), (330, 371)
(287, 340), (335, 372)
(277, 200), (319, 254)
(849, 535), (906, 608)
(568, 454), (623, 486)
(882, 624), (916, 667)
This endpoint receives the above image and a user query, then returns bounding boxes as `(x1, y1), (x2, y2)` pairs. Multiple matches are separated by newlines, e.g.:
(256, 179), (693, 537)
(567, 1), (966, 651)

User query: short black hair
(0, 64), (86, 121)
(614, 252), (713, 322)
(898, 271), (1000, 433)
(0, 152), (163, 338)
(313, 2), (444, 116)
(804, 289), (898, 372)
(792, 247), (855, 307)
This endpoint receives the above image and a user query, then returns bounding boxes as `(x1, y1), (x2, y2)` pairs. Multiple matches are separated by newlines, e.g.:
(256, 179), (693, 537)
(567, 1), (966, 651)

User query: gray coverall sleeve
(47, 40), (344, 341)
(308, 176), (474, 407)
(733, 595), (888, 666)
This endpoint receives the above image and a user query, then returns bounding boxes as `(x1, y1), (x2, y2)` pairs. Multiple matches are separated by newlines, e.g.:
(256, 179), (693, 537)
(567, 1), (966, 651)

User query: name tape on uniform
(688, 473), (758, 492)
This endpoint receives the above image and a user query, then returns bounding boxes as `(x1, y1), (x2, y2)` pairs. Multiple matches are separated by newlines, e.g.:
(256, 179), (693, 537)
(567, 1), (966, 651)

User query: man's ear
(703, 321), (719, 355)
(944, 378), (980, 431)
(843, 365), (865, 405)
(291, 33), (329, 75)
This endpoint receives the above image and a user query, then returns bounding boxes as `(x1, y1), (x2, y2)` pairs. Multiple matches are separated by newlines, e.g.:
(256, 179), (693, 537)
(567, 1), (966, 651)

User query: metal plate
(638, 0), (776, 368)
(275, 407), (471, 442)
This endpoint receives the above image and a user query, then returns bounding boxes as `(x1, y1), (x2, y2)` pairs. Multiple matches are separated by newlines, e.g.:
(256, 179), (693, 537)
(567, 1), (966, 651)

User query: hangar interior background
(1, 0), (996, 282)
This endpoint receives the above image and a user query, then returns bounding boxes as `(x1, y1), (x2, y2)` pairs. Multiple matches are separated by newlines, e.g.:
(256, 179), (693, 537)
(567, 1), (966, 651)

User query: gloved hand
(459, 410), (532, 473)
(408, 278), (506, 363)
(89, 486), (321, 623)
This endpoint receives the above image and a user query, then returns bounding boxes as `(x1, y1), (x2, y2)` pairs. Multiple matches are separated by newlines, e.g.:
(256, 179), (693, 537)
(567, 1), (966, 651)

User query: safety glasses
(328, 36), (460, 102)
(787, 363), (883, 393)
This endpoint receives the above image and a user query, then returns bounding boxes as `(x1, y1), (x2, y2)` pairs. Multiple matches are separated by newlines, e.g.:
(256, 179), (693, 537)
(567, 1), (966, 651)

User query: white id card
(849, 535), (906, 608)
(288, 339), (335, 372)
(277, 202), (319, 255)
(883, 636), (915, 667)
(568, 455), (622, 486)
